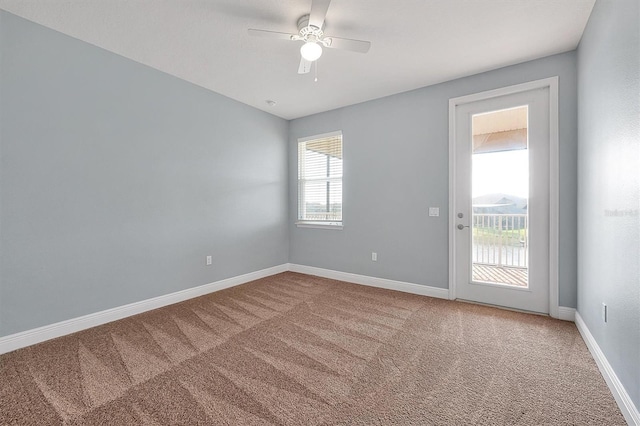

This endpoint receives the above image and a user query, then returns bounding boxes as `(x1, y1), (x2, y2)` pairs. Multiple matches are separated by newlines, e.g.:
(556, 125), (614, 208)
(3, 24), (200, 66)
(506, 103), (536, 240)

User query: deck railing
(303, 211), (341, 221)
(472, 213), (528, 268)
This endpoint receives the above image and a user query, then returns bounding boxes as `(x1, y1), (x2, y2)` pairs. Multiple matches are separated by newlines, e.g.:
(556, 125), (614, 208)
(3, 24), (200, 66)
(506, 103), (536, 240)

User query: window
(297, 131), (343, 229)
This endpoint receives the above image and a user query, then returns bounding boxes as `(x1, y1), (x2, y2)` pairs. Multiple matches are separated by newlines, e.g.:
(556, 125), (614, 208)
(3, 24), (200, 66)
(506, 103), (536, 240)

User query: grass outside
(473, 226), (527, 246)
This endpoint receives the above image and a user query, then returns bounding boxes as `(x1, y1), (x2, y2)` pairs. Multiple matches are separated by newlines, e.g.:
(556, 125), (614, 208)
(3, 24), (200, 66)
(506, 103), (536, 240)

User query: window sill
(296, 221), (343, 230)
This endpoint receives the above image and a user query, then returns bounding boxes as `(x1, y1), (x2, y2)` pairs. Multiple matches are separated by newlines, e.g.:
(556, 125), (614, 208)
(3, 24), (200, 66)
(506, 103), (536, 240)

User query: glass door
(453, 87), (550, 314)
(471, 106), (529, 288)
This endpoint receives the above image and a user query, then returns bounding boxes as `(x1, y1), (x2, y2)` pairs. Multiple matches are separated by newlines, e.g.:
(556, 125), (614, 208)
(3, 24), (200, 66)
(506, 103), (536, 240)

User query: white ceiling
(0, 0), (595, 120)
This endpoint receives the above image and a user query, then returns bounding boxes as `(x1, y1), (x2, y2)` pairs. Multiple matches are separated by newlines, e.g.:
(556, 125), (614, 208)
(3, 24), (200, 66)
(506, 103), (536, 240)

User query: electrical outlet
(206, 256), (212, 266)
(429, 207), (440, 217)
(602, 303), (607, 323)
(371, 252), (377, 262)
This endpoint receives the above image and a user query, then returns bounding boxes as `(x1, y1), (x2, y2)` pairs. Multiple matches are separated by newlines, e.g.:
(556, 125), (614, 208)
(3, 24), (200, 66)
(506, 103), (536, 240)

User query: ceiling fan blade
(248, 29), (296, 41)
(309, 0), (331, 29)
(324, 36), (371, 53)
(298, 57), (312, 74)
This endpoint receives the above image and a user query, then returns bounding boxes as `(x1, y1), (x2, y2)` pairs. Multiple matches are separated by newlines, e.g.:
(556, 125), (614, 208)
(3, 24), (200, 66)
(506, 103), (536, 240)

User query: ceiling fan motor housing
(297, 14), (323, 37)
(294, 14), (331, 47)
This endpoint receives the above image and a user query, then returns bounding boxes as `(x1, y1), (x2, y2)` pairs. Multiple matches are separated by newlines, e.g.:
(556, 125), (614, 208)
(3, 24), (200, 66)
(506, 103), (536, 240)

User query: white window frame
(296, 130), (343, 230)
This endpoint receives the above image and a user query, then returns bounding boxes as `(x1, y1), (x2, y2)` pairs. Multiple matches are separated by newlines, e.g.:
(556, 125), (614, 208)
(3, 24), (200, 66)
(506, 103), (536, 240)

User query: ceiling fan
(248, 0), (371, 74)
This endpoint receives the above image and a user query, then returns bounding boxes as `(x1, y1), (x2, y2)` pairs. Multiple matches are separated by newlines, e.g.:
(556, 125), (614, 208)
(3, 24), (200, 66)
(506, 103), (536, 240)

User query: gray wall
(577, 0), (640, 410)
(0, 11), (289, 337)
(289, 52), (578, 308)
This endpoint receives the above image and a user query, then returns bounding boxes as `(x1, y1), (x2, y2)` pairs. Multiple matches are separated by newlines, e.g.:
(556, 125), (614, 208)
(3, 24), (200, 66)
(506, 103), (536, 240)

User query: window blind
(298, 131), (343, 224)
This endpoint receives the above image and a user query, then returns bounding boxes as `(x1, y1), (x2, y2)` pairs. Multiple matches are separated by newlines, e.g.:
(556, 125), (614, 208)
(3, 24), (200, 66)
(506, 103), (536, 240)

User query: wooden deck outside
(473, 264), (528, 287)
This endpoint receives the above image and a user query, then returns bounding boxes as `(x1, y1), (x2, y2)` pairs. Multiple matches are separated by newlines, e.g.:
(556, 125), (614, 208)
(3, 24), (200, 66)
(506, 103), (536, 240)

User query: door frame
(448, 77), (560, 318)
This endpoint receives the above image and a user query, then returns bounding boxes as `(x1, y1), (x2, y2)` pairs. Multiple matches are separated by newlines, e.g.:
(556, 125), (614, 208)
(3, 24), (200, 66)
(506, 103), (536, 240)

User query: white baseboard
(288, 264), (450, 300)
(557, 306), (576, 322)
(575, 312), (640, 425)
(0, 264), (289, 355)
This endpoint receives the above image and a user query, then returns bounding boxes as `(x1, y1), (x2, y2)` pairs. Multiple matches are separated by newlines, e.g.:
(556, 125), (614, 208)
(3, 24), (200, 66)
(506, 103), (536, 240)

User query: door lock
(457, 224), (470, 230)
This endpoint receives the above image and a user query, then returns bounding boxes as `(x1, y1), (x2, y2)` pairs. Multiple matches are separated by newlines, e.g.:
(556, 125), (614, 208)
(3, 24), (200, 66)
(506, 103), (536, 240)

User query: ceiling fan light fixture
(300, 41), (322, 61)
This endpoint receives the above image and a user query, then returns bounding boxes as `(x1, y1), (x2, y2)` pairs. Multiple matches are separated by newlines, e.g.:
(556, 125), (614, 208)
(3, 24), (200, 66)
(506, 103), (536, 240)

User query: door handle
(457, 224), (470, 230)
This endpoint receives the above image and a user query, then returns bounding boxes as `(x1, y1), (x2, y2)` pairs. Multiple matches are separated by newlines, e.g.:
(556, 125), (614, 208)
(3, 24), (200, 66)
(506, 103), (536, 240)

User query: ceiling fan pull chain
(314, 61), (318, 82)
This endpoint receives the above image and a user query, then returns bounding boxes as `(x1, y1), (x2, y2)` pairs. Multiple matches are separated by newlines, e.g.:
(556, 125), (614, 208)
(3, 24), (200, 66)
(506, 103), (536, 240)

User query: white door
(452, 87), (550, 314)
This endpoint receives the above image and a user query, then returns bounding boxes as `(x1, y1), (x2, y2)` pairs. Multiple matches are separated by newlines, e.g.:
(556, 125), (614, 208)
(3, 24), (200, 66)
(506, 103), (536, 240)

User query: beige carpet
(0, 272), (626, 425)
